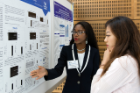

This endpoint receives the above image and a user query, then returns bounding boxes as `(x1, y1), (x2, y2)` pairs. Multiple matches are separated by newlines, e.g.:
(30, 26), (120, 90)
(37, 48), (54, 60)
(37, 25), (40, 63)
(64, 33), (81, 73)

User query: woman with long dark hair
(91, 16), (140, 93)
(31, 21), (100, 93)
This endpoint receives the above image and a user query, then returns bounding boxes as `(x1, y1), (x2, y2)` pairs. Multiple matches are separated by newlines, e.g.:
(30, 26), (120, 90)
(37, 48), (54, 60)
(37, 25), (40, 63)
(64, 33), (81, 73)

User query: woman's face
(73, 24), (87, 44)
(104, 26), (117, 51)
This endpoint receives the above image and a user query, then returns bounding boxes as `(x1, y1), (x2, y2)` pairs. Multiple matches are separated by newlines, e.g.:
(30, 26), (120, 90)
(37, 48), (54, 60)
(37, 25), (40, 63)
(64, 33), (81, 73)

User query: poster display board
(0, 0), (73, 93)
(0, 0), (51, 93)
(53, 1), (73, 65)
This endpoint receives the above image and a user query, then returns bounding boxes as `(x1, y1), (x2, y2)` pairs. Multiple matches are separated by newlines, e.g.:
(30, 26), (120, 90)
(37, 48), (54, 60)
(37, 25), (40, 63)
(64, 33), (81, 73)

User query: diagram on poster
(0, 0), (51, 93)
(53, 1), (73, 65)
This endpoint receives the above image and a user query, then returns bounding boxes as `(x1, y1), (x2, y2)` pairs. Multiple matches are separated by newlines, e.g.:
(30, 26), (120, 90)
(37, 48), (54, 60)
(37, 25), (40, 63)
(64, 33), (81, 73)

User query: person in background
(91, 16), (140, 93)
(31, 21), (100, 93)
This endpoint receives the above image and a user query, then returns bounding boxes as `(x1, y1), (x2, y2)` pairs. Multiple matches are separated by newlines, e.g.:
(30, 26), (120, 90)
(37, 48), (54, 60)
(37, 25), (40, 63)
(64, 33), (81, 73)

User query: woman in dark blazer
(30, 22), (100, 93)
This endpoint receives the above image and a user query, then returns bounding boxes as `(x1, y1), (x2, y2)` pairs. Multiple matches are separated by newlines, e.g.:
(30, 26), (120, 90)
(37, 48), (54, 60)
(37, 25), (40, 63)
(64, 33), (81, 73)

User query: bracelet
(100, 64), (105, 66)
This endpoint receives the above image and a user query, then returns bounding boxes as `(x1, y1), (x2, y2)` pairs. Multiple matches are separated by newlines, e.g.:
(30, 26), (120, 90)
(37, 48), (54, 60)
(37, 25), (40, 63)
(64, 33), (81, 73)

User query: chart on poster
(0, 0), (51, 93)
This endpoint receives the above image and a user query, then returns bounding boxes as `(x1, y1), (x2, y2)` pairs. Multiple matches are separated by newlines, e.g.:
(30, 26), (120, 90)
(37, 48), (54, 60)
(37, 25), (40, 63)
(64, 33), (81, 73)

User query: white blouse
(78, 52), (85, 70)
(91, 55), (140, 93)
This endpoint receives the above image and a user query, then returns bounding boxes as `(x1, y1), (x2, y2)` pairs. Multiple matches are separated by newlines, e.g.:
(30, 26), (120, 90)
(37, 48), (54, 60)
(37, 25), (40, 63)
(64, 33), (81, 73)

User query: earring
(86, 40), (88, 44)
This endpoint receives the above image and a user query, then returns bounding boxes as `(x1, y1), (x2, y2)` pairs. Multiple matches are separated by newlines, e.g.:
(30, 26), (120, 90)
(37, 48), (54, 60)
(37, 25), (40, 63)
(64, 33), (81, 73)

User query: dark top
(44, 44), (100, 93)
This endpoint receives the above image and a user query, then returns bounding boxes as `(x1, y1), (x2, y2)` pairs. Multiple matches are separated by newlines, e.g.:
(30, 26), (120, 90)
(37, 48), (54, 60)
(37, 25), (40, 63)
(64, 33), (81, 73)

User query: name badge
(67, 60), (78, 69)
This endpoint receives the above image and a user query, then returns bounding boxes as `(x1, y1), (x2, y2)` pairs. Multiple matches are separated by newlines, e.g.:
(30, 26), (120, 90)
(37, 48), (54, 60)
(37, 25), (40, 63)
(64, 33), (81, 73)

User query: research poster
(53, 1), (73, 65)
(0, 0), (51, 93)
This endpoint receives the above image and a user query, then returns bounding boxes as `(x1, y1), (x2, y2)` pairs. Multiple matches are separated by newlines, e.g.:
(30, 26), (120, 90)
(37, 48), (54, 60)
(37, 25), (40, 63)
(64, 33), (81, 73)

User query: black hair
(70, 21), (99, 50)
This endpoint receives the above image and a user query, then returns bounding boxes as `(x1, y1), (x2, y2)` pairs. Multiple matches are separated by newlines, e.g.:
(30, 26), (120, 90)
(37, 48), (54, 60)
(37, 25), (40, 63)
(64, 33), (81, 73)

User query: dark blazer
(44, 44), (100, 93)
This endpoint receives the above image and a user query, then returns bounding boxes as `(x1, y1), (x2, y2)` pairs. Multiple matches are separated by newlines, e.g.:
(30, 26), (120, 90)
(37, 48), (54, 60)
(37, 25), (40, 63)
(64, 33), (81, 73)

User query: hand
(101, 48), (113, 66)
(30, 66), (48, 80)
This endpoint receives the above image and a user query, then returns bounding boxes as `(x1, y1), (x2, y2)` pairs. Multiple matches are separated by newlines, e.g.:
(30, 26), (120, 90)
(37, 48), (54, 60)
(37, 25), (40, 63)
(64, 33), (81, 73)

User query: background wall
(70, 0), (140, 60)
(52, 0), (140, 93)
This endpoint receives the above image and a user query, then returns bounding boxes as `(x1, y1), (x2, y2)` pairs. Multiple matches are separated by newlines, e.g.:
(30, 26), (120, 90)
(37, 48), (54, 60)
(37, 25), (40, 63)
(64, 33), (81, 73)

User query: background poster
(54, 1), (73, 65)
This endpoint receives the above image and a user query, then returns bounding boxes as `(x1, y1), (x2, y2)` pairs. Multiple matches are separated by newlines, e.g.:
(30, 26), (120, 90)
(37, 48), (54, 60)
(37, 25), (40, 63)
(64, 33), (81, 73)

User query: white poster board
(0, 0), (51, 93)
(53, 1), (73, 66)
(0, 0), (73, 93)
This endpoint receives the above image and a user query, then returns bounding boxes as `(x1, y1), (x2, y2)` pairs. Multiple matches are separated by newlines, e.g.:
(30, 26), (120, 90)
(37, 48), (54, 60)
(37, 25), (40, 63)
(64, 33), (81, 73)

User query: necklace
(77, 48), (85, 51)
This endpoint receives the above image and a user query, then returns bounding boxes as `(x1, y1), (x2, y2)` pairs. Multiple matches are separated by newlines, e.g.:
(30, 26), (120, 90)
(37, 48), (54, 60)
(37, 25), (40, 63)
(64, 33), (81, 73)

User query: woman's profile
(91, 16), (140, 93)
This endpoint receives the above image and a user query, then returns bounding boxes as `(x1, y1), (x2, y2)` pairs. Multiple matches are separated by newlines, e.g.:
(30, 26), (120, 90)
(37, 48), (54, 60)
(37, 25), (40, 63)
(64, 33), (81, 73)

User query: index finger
(30, 70), (36, 74)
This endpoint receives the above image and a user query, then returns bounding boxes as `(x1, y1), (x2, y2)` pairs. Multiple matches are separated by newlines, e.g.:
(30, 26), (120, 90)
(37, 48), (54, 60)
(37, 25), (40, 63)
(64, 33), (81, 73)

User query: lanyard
(72, 44), (91, 74)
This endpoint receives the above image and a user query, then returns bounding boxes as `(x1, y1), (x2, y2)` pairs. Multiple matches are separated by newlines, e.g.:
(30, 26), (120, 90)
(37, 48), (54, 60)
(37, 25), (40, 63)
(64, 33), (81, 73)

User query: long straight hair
(70, 22), (99, 50)
(101, 16), (140, 77)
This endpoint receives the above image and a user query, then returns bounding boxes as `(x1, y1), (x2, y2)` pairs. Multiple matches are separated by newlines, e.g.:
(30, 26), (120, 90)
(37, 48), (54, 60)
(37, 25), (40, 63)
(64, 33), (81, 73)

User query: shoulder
(113, 55), (137, 66)
(111, 55), (138, 72)
(90, 45), (99, 54)
(62, 45), (71, 50)
(61, 45), (72, 53)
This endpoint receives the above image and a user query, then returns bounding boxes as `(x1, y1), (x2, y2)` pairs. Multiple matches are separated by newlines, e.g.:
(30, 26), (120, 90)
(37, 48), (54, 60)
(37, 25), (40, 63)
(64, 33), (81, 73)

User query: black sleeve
(44, 46), (67, 81)
(91, 49), (100, 80)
